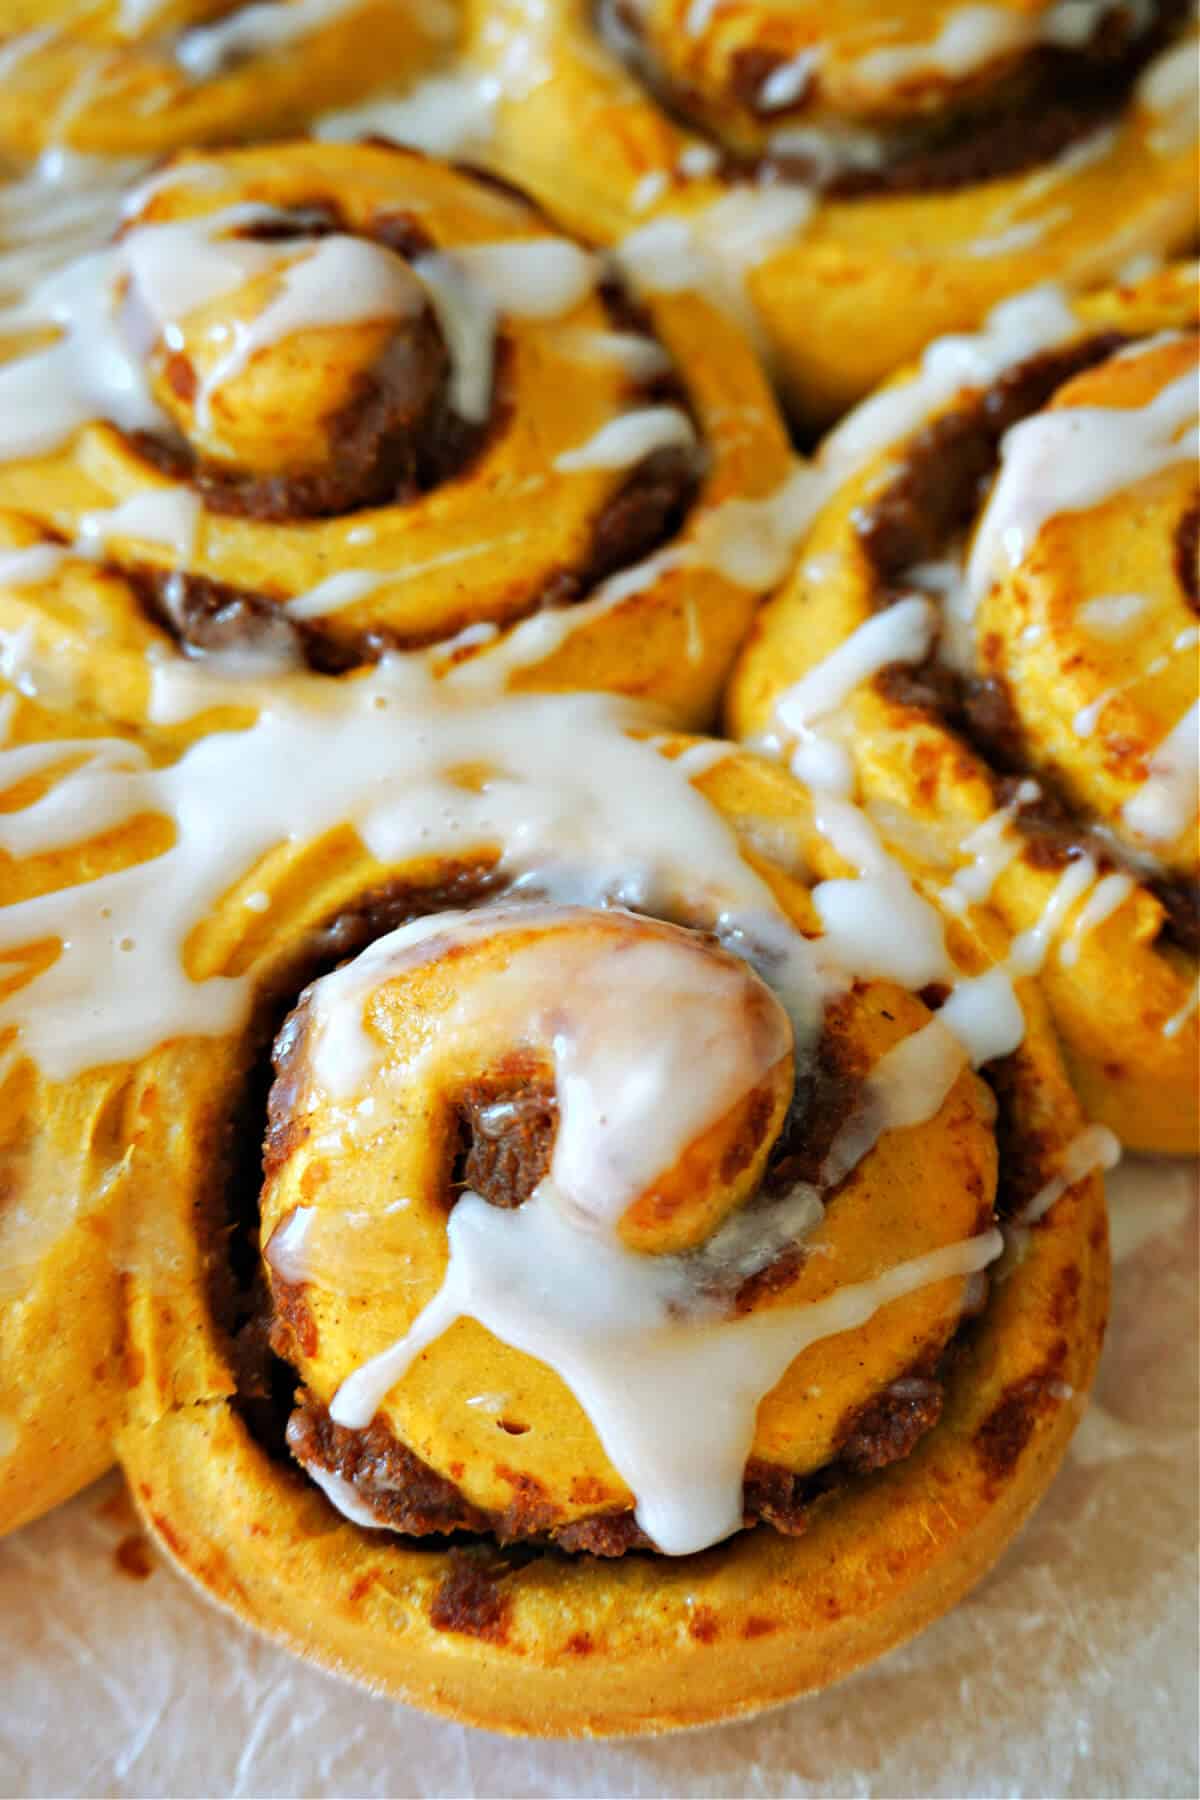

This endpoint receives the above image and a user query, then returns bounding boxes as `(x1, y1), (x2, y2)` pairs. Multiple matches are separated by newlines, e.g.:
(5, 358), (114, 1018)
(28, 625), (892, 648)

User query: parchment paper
(2, 1157), (1195, 1800)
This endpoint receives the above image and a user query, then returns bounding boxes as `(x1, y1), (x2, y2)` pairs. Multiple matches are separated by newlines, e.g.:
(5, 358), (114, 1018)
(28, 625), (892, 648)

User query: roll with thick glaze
(0, 139), (795, 724)
(0, 626), (1104, 1728)
(729, 267), (1199, 1154)
(464, 0), (1198, 426)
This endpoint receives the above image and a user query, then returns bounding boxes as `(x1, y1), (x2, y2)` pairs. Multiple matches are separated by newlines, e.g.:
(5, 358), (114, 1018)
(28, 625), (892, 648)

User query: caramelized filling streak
(119, 203), (699, 667)
(858, 335), (1200, 958)
(606, 0), (1186, 194)
(197, 876), (1062, 1558)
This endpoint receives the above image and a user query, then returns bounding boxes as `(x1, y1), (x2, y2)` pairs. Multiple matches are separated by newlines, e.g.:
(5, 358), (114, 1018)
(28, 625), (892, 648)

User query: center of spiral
(122, 202), (454, 512)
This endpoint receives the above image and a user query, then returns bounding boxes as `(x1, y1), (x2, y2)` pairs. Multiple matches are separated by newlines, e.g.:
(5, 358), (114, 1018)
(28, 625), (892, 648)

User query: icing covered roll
(0, 1), (453, 161)
(463, 0), (1198, 424)
(0, 629), (1100, 1728)
(729, 267), (1199, 1155)
(0, 140), (794, 724)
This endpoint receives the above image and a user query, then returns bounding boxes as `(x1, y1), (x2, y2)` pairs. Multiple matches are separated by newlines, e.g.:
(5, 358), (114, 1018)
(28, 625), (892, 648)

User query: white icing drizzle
(823, 1022), (968, 1191)
(1071, 641), (1179, 739)
(1124, 702), (1200, 845)
(822, 286), (1081, 487)
(281, 533), (533, 622)
(76, 488), (200, 562)
(1017, 1124), (1120, 1225)
(448, 240), (599, 318)
(414, 239), (598, 421)
(968, 209), (1070, 258)
(764, 120), (888, 182)
(809, 799), (955, 991)
(0, 657), (825, 1080)
(0, 191), (606, 490)
(175, 0), (362, 80)
(0, 546), (69, 589)
(0, 161), (1145, 1552)
(315, 905), (1000, 1553)
(299, 1456), (393, 1530)
(0, 153), (146, 305)
(192, 235), (426, 428)
(0, 243), (159, 460)
(677, 143), (720, 179)
(0, 35), (52, 88)
(550, 327), (671, 379)
(854, 6), (1033, 85)
(1077, 591), (1151, 637)
(758, 589), (1044, 1160)
(758, 49), (821, 111)
(685, 0), (718, 33)
(1073, 687), (1118, 740)
(774, 597), (936, 733)
(856, 0), (1151, 86)
(616, 190), (815, 350)
(328, 1194), (1000, 1552)
(966, 367), (1199, 619)
(0, 188), (1125, 699)
(943, 781), (1041, 910)
(762, 594), (1030, 1073)
(632, 170), (670, 212)
(1008, 856), (1099, 975)
(938, 967), (1027, 1066)
(0, 199), (314, 463)
(1138, 35), (1200, 153)
(117, 0), (174, 31)
(555, 405), (696, 472)
(1163, 979), (1200, 1039)
(1058, 872), (1136, 966)
(316, 71), (500, 160)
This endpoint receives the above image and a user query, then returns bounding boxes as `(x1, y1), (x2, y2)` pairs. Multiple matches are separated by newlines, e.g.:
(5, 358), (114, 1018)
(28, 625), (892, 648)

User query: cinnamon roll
(729, 266), (1199, 1155)
(464, 0), (1198, 425)
(0, 564), (1106, 1720)
(0, 139), (794, 723)
(0, 1), (454, 162)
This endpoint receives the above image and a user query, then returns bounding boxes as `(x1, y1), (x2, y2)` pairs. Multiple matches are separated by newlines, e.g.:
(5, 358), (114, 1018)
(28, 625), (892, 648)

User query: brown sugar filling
(857, 333), (1200, 959)
(193, 864), (1032, 1561)
(250, 942), (1001, 1555)
(603, 0), (1186, 195)
(122, 209), (700, 669)
(127, 205), (484, 522)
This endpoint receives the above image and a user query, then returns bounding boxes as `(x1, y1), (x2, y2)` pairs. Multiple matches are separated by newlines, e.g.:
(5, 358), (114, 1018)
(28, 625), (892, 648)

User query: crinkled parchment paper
(1, 1158), (1195, 1800)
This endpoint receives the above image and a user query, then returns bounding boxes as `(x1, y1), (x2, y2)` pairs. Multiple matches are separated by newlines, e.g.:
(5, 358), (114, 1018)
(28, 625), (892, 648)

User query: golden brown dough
(0, 1), (453, 161)
(94, 737), (1107, 1732)
(728, 267), (1199, 1154)
(0, 140), (794, 725)
(466, 0), (1198, 425)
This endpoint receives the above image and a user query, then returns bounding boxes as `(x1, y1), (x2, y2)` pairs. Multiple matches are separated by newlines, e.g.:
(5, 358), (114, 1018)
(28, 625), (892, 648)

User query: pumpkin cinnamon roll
(729, 267), (1199, 1156)
(0, 139), (793, 724)
(0, 549), (1107, 1721)
(465, 0), (1198, 425)
(0, 1), (455, 163)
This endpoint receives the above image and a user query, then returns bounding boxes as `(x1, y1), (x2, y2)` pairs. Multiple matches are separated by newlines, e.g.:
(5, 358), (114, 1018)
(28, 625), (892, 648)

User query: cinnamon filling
(129, 203), (486, 522)
(123, 226), (699, 669)
(283, 1343), (952, 1556)
(452, 1061), (558, 1212)
(858, 334), (1200, 958)
(228, 922), (996, 1555)
(604, 0), (1186, 196)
